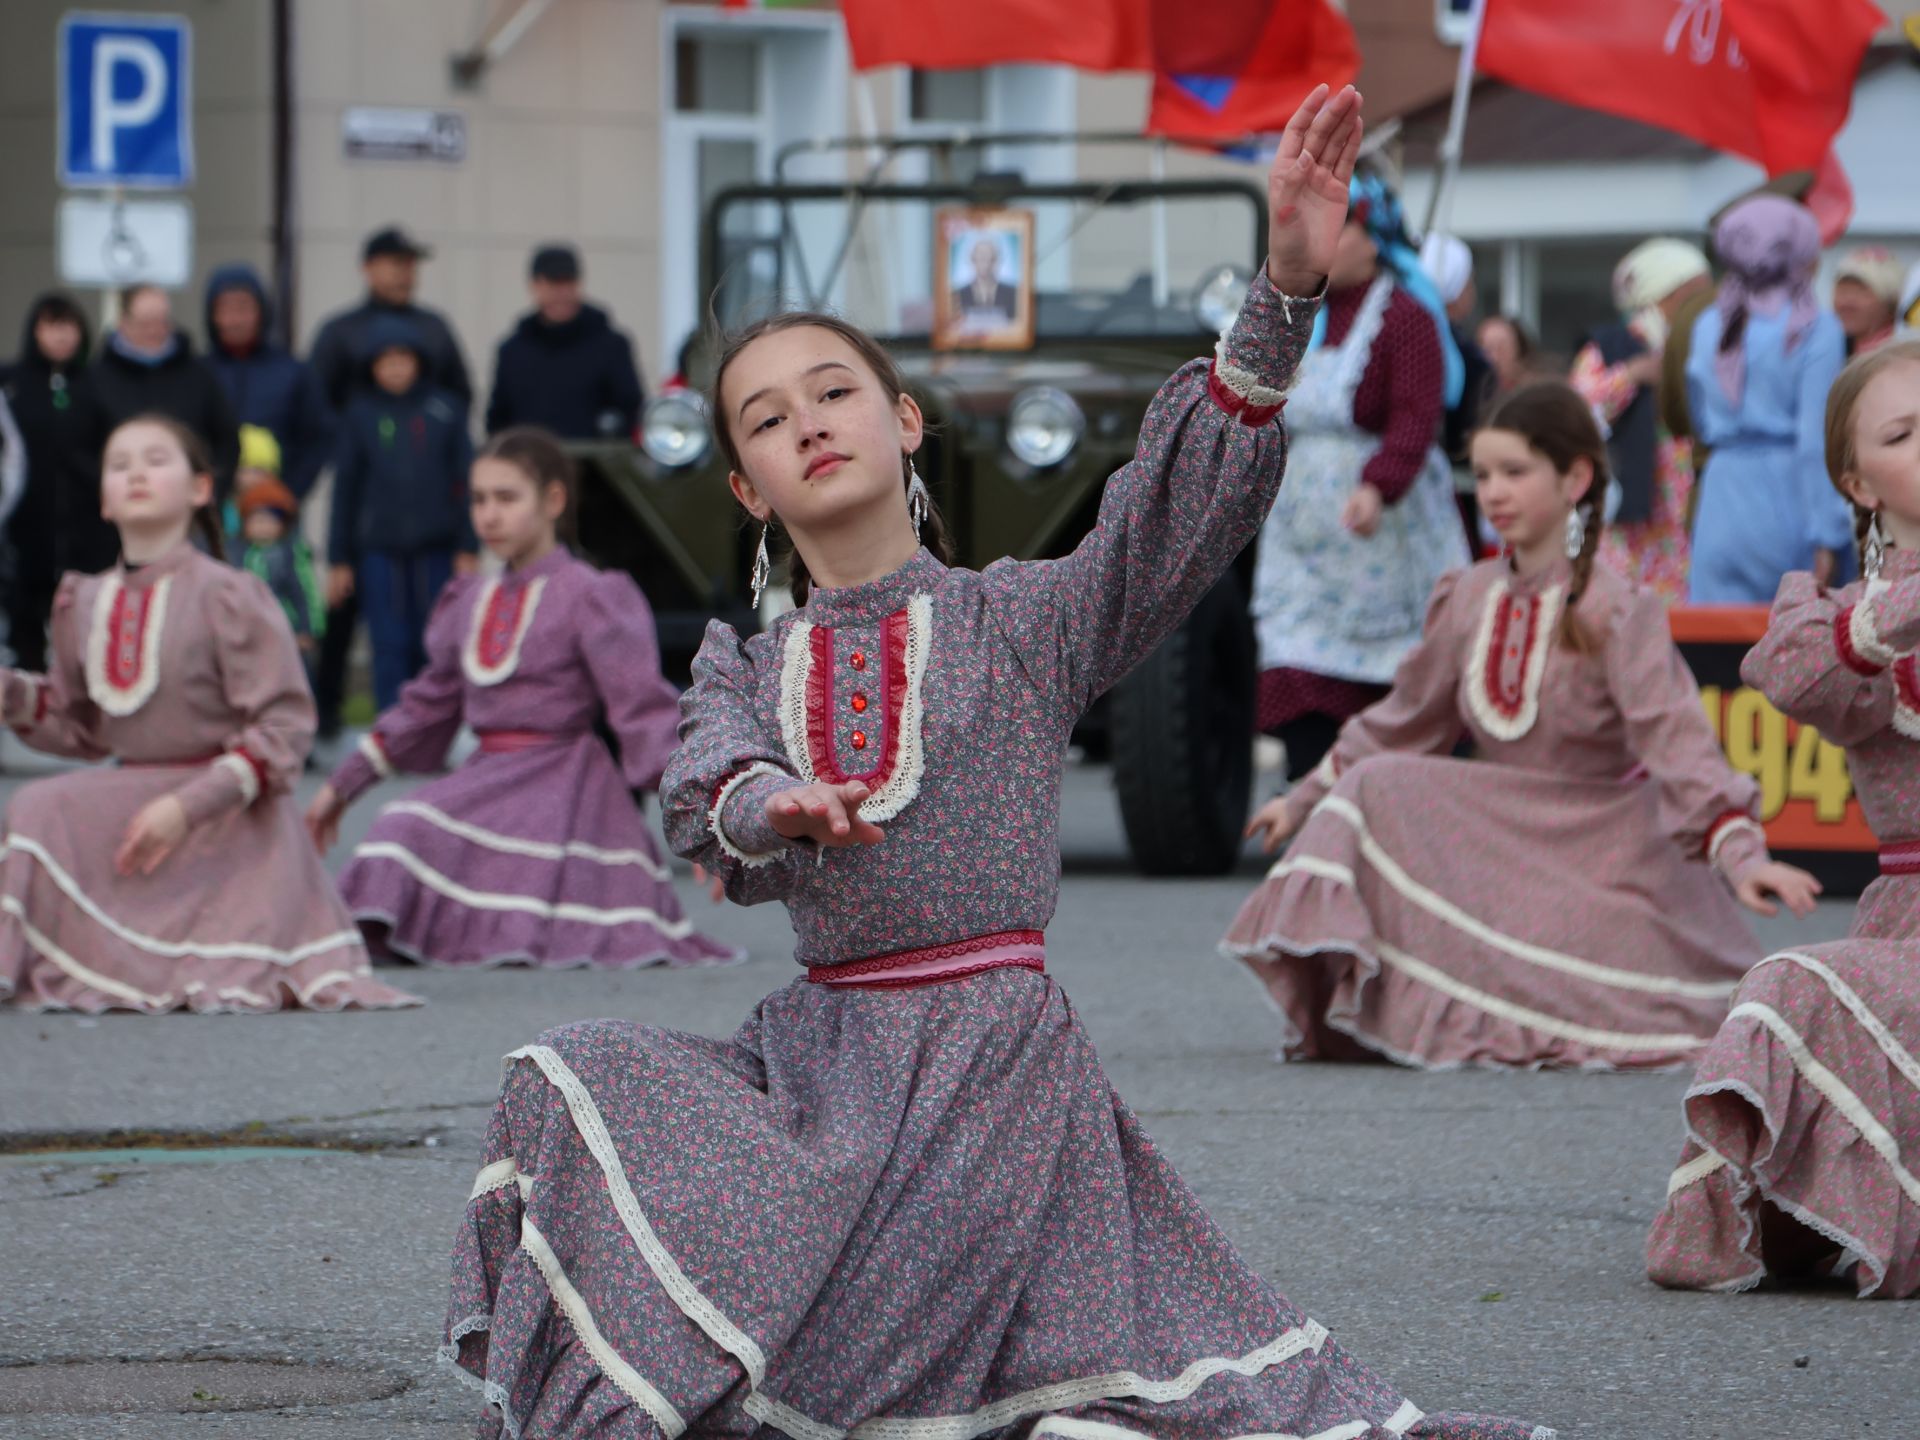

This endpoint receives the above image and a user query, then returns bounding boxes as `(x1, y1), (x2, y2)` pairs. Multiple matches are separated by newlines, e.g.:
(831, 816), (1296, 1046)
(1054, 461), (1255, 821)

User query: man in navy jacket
(486, 244), (644, 439)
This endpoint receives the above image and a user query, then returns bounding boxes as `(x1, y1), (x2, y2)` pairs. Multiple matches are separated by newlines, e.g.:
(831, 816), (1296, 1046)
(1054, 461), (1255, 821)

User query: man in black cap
(485, 243), (644, 439)
(307, 226), (472, 415)
(306, 224), (473, 739)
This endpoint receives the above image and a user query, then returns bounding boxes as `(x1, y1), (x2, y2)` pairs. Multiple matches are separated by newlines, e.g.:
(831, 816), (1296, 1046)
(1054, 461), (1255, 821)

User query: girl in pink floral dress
(441, 89), (1550, 1440)
(1224, 382), (1820, 1071)
(0, 415), (416, 1014)
(1648, 340), (1920, 1296)
(306, 429), (738, 971)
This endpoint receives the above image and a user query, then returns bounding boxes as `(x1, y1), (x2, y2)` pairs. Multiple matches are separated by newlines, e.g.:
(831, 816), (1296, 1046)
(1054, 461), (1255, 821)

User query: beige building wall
(291, 0), (670, 391)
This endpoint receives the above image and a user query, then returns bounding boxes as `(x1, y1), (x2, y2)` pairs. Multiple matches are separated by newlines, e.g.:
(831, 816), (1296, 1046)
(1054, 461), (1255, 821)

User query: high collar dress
(1224, 555), (1771, 1071)
(325, 546), (740, 970)
(0, 542), (417, 1013)
(439, 277), (1552, 1440)
(1649, 552), (1920, 1296)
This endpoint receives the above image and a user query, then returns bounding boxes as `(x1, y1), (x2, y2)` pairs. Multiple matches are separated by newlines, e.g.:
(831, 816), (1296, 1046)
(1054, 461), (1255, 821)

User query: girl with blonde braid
(1225, 381), (1818, 1071)
(1649, 340), (1920, 1296)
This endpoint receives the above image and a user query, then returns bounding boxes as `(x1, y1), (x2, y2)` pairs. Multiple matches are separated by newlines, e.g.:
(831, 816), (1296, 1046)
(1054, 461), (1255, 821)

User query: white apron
(1252, 275), (1469, 685)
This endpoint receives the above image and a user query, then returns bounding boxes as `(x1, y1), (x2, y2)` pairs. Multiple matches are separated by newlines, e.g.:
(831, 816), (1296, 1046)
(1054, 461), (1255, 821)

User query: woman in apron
(1251, 169), (1470, 783)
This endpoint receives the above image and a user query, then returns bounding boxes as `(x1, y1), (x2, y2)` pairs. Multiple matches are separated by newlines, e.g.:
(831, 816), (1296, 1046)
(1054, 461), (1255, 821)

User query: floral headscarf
(1711, 194), (1821, 407)
(1310, 170), (1465, 409)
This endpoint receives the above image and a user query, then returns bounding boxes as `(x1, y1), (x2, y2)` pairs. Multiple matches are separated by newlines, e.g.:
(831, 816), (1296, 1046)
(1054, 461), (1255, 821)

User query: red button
(849, 651), (867, 671)
(850, 693), (868, 713)
(850, 730), (868, 750)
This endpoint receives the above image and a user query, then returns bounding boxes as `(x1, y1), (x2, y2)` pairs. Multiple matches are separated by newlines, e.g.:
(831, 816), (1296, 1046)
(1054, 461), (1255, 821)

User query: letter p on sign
(59, 13), (193, 189)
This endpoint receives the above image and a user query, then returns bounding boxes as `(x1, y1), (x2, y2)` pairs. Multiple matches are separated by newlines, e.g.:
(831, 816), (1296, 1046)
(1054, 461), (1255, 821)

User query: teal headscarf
(1309, 171), (1465, 409)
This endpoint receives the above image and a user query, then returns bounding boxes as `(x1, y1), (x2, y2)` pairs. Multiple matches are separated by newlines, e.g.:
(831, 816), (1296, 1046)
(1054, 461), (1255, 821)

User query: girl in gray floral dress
(442, 87), (1550, 1440)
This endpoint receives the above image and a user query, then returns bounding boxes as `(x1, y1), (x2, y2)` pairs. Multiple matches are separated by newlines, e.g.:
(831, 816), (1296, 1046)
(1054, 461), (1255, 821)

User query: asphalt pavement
(0, 736), (1905, 1440)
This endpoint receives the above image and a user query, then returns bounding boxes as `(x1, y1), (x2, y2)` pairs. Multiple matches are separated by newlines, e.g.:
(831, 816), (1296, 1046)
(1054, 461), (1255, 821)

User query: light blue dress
(1686, 306), (1850, 603)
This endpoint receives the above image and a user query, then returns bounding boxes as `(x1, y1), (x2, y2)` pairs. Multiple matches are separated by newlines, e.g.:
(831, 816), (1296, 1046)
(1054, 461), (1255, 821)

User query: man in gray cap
(485, 243), (644, 439)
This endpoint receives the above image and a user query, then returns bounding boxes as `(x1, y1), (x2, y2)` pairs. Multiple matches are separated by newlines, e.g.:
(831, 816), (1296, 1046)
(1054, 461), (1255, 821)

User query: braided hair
(1481, 382), (1613, 652)
(1824, 339), (1920, 577)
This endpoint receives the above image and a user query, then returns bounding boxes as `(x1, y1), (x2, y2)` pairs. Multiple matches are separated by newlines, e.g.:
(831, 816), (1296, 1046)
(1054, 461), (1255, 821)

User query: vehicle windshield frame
(698, 176), (1268, 348)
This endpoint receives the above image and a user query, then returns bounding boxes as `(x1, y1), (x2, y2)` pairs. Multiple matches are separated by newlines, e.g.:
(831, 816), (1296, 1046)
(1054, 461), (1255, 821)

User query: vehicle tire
(1109, 571), (1256, 876)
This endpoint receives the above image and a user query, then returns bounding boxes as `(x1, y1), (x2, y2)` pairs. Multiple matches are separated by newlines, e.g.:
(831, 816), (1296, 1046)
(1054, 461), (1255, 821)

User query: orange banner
(1672, 605), (1876, 861)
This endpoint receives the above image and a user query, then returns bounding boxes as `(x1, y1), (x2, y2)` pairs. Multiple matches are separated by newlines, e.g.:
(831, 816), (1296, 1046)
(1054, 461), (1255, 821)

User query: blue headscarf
(1309, 171), (1464, 409)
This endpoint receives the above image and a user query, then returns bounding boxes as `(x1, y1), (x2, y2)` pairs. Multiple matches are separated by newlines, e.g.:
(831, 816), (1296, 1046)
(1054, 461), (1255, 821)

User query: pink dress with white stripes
(1647, 554), (1920, 1296)
(1223, 555), (1769, 1070)
(0, 542), (417, 1013)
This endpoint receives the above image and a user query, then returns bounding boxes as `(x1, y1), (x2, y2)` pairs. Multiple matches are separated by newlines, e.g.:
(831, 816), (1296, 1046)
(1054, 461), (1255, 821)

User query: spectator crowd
(0, 228), (648, 738)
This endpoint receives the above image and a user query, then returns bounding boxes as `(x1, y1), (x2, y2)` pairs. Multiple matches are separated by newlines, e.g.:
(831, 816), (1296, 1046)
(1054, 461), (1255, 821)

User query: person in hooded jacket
(485, 244), (644, 439)
(204, 264), (334, 501)
(88, 284), (239, 498)
(327, 314), (477, 711)
(0, 295), (117, 670)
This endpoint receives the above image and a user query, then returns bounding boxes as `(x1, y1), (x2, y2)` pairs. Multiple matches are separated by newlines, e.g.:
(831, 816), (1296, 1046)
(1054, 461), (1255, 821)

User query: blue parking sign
(58, 12), (193, 188)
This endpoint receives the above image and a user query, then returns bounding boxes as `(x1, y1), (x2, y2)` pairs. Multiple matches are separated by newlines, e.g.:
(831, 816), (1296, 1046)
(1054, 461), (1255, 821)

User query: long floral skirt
(1222, 754), (1760, 1071)
(444, 968), (1550, 1439)
(1647, 941), (1920, 1298)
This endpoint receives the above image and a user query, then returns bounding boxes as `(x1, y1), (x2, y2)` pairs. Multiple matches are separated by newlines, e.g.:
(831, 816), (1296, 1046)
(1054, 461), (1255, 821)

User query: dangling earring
(1563, 505), (1587, 561)
(749, 521), (772, 609)
(906, 460), (930, 543)
(1865, 512), (1887, 580)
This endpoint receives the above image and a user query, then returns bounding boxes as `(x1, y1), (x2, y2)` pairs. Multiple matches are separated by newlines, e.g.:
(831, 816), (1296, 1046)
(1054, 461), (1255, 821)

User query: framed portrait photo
(932, 207), (1036, 351)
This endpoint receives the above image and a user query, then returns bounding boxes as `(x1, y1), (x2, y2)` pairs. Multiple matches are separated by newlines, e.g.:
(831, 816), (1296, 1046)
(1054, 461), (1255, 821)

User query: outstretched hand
(1245, 794), (1299, 855)
(305, 782), (347, 854)
(766, 781), (886, 849)
(1735, 861), (1822, 919)
(1266, 83), (1365, 297)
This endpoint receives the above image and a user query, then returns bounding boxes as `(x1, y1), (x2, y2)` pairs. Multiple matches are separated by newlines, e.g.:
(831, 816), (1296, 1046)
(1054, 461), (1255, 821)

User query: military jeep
(570, 135), (1271, 875)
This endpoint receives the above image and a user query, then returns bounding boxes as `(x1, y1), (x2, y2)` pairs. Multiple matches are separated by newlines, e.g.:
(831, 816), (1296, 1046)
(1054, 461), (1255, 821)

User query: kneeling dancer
(441, 88), (1550, 1440)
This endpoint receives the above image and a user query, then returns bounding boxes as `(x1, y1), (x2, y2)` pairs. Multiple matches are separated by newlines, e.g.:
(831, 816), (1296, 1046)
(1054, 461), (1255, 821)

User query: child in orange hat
(235, 425), (324, 690)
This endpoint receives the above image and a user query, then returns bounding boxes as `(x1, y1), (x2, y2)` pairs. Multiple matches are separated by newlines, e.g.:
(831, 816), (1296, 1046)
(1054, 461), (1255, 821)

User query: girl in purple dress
(307, 428), (740, 970)
(1648, 340), (1920, 1297)
(440, 88), (1549, 1440)
(0, 414), (416, 1014)
(1224, 383), (1820, 1071)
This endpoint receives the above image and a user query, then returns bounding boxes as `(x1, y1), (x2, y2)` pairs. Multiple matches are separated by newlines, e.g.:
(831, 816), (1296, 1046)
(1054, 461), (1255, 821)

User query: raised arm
(660, 622), (808, 905)
(1279, 570), (1469, 826)
(1607, 589), (1768, 886)
(578, 570), (682, 792)
(326, 578), (471, 805)
(1, 574), (109, 760)
(984, 85), (1360, 712)
(1742, 570), (1920, 746)
(168, 572), (316, 828)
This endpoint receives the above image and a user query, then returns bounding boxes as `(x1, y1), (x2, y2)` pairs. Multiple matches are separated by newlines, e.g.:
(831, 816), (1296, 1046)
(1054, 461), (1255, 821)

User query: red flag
(1145, 0), (1358, 138)
(840, 0), (1150, 71)
(1476, 0), (1883, 177)
(841, 0), (1357, 139)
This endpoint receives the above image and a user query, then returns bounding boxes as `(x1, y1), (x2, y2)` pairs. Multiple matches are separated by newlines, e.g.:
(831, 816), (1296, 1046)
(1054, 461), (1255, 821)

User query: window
(675, 36), (760, 115)
(908, 69), (987, 125)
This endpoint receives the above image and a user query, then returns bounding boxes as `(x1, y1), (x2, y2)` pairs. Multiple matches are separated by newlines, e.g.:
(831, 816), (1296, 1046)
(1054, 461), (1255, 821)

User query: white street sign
(57, 195), (193, 288)
(342, 107), (467, 163)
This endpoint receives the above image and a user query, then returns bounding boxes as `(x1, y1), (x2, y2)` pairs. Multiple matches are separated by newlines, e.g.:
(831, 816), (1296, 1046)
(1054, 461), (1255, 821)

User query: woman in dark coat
(0, 294), (115, 670)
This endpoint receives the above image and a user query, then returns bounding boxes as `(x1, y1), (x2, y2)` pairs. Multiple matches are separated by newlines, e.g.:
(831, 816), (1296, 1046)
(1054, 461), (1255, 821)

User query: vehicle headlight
(1194, 264), (1252, 335)
(640, 392), (711, 469)
(1006, 387), (1084, 470)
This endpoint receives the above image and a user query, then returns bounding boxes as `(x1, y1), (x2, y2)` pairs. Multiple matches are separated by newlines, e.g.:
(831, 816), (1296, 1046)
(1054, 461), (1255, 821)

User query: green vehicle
(571, 134), (1271, 875)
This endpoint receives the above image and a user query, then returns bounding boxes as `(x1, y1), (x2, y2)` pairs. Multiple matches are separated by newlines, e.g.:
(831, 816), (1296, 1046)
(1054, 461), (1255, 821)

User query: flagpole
(1420, 0), (1487, 241)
